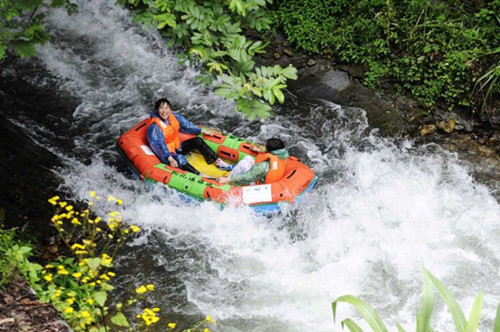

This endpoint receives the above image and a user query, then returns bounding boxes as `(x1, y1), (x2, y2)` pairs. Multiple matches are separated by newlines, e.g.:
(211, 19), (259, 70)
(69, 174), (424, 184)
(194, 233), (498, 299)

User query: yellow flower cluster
(136, 307), (160, 326)
(135, 284), (154, 294)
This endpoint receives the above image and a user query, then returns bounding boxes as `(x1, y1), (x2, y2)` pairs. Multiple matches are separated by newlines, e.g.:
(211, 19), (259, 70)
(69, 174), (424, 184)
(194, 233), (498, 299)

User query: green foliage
(118, 0), (296, 119)
(0, 0), (77, 60)
(0, 194), (218, 332)
(0, 227), (43, 289)
(332, 267), (497, 332)
(275, 0), (500, 113)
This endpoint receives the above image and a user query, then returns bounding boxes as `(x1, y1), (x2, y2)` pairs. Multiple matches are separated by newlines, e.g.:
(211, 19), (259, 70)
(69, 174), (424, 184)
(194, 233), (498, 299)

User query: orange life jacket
(254, 152), (287, 183)
(150, 113), (180, 153)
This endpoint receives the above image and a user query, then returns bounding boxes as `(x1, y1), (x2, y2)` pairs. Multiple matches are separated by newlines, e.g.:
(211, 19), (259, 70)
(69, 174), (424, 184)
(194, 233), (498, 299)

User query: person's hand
(168, 156), (178, 168)
(202, 128), (216, 136)
(250, 145), (263, 153)
(218, 176), (231, 184)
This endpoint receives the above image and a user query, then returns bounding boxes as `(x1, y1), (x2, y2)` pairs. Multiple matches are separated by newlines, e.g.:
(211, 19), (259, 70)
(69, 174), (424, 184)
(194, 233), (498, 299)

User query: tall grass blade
(341, 318), (364, 332)
(396, 322), (407, 332)
(423, 268), (466, 332)
(332, 295), (389, 332)
(464, 293), (483, 332)
(417, 272), (435, 332)
(493, 302), (500, 332)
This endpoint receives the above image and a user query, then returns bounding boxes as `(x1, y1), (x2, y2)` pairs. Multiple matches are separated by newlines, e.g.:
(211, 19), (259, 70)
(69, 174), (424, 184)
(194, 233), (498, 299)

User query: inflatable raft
(117, 118), (317, 212)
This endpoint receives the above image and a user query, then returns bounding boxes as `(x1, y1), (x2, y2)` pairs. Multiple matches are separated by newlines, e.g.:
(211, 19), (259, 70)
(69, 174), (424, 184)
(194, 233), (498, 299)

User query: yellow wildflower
(44, 274), (53, 282)
(45, 264), (54, 269)
(87, 298), (94, 305)
(71, 218), (81, 225)
(58, 269), (69, 275)
(66, 298), (75, 304)
(75, 250), (88, 255)
(107, 271), (116, 277)
(90, 191), (96, 197)
(203, 329), (210, 332)
(130, 225), (140, 233)
(72, 272), (82, 278)
(116, 199), (123, 205)
(107, 195), (115, 202)
(58, 201), (67, 208)
(146, 284), (154, 291)
(168, 322), (176, 329)
(71, 243), (86, 251)
(65, 205), (73, 211)
(206, 315), (215, 324)
(65, 307), (74, 314)
(136, 285), (147, 294)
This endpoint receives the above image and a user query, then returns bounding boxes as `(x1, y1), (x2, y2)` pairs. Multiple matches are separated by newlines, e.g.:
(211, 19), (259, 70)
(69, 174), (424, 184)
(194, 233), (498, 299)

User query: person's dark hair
(266, 138), (285, 152)
(155, 98), (171, 110)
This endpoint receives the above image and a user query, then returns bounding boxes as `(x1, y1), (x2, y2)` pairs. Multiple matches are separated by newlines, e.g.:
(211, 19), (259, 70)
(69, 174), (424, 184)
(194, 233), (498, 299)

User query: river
(1, 0), (500, 331)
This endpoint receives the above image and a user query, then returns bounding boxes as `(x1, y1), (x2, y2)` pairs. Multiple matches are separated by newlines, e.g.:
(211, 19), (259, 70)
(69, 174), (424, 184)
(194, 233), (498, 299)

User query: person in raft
(146, 98), (232, 175)
(217, 138), (288, 185)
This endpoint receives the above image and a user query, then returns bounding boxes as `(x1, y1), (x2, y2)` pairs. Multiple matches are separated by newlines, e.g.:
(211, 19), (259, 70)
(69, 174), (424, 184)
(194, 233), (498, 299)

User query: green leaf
(417, 270), (434, 332)
(155, 13), (176, 29)
(100, 282), (114, 291)
(494, 302), (500, 332)
(94, 291), (108, 307)
(111, 312), (130, 327)
(424, 268), (466, 332)
(12, 41), (36, 58)
(396, 322), (407, 332)
(464, 293), (483, 332)
(50, 0), (66, 8)
(17, 0), (43, 9)
(86, 258), (101, 271)
(281, 66), (298, 80)
(272, 86), (285, 104)
(341, 318), (364, 332)
(332, 295), (389, 332)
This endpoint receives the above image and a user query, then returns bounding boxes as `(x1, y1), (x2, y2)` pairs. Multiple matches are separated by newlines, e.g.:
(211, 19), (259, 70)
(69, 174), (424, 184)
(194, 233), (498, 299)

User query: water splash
(6, 0), (500, 331)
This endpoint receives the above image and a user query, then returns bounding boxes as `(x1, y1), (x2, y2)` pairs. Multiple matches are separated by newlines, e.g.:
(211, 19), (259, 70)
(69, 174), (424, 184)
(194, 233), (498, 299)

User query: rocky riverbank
(258, 39), (500, 199)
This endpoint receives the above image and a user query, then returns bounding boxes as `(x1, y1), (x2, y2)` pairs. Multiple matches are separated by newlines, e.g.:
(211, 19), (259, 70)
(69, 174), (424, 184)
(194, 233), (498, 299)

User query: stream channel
(1, 1), (500, 331)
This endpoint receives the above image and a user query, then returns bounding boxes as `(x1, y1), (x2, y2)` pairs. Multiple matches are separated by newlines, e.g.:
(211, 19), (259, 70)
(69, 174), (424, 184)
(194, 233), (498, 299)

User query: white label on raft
(140, 145), (155, 156)
(242, 184), (272, 204)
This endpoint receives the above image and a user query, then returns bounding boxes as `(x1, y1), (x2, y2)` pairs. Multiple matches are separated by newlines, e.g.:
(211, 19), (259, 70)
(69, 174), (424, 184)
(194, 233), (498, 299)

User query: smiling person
(146, 98), (232, 175)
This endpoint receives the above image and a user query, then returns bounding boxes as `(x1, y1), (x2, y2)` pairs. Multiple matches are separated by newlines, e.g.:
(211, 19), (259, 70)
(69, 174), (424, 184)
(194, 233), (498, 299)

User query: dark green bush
(275, 0), (500, 112)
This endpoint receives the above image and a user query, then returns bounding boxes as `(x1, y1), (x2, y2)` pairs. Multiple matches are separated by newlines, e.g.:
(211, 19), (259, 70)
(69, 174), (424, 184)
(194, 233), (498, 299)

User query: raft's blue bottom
(250, 175), (318, 213)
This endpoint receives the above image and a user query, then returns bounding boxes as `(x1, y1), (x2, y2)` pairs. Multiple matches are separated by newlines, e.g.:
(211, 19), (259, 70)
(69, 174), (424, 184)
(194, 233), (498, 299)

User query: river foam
(17, 0), (500, 330)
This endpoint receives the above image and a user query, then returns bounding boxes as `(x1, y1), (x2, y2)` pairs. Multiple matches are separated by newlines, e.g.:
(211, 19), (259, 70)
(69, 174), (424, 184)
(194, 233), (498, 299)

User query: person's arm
(220, 162), (269, 186)
(174, 112), (202, 135)
(147, 123), (176, 165)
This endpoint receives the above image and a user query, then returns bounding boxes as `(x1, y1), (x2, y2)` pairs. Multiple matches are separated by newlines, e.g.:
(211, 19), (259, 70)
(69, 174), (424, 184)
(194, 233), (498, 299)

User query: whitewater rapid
(11, 0), (500, 330)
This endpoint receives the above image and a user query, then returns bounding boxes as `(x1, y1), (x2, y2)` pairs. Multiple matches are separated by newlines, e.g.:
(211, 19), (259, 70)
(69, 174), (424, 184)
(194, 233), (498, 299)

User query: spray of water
(12, 0), (500, 330)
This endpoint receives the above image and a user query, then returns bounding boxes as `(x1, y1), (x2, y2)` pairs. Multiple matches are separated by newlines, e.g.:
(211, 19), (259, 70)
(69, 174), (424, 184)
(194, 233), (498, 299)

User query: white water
(23, 0), (500, 330)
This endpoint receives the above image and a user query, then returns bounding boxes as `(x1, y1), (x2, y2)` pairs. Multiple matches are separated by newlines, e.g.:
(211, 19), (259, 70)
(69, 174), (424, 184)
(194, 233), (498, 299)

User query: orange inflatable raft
(117, 118), (317, 212)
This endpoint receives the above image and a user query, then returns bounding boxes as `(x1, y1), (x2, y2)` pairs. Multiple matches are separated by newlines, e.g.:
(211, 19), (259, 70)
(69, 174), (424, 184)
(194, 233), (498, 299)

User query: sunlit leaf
(341, 318), (363, 332)
(423, 268), (466, 332)
(332, 295), (389, 332)
(464, 293), (483, 332)
(111, 312), (129, 327)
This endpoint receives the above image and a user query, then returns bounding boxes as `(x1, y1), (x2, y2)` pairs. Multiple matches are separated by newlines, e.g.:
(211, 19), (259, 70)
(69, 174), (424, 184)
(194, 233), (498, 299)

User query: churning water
(4, 0), (500, 330)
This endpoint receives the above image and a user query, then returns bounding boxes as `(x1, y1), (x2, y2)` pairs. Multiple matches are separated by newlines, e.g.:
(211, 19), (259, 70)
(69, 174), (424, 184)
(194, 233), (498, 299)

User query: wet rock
(288, 63), (407, 136)
(307, 59), (317, 66)
(283, 48), (294, 57)
(420, 124), (437, 136)
(437, 119), (456, 133)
